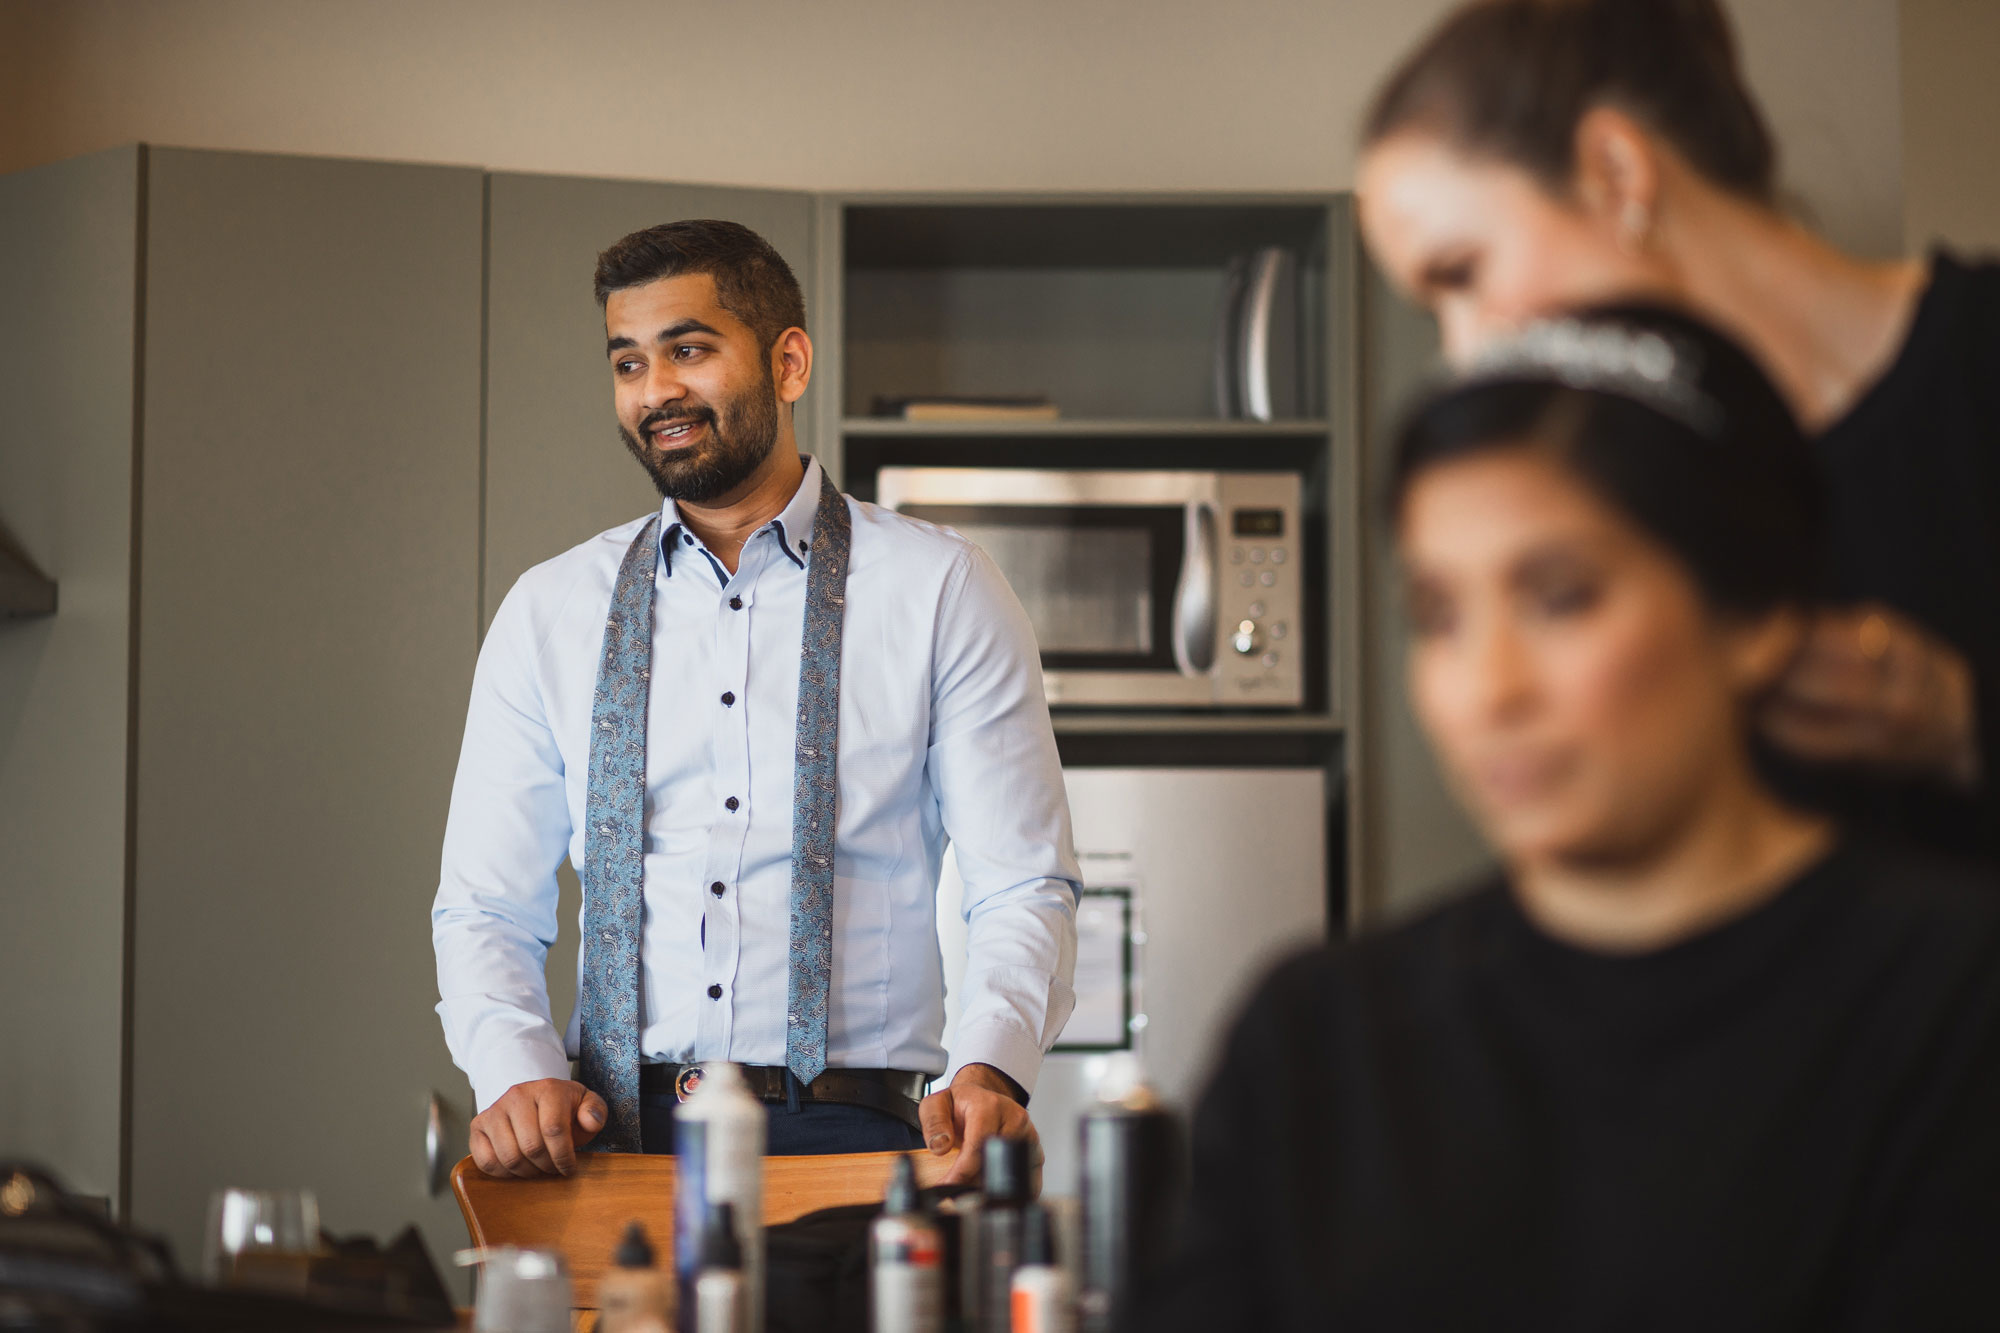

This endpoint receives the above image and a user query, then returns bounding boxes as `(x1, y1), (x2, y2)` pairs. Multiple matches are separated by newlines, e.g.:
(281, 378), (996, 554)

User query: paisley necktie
(578, 468), (850, 1150)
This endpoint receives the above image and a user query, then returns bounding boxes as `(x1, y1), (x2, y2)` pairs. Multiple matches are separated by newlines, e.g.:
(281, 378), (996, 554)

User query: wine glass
(202, 1187), (321, 1289)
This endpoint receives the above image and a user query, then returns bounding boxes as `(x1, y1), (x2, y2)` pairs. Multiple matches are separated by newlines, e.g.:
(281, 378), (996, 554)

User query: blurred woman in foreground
(1134, 310), (2000, 1331)
(1358, 0), (2000, 861)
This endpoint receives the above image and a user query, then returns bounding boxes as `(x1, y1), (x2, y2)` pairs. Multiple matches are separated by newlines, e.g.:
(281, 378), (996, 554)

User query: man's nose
(1464, 616), (1537, 725)
(640, 360), (688, 411)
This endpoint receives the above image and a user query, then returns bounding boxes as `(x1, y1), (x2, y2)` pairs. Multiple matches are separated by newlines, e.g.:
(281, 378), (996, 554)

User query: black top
(1134, 841), (2000, 1331)
(1783, 252), (2000, 861)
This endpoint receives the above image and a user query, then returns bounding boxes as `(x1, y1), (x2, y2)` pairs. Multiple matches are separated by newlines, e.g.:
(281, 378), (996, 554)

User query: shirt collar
(655, 454), (823, 577)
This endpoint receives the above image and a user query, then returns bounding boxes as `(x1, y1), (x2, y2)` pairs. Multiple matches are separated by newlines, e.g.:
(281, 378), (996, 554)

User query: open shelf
(841, 417), (1332, 439)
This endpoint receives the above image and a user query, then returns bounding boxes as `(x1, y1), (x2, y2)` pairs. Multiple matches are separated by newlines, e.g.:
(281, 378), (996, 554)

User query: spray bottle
(869, 1153), (943, 1333)
(1009, 1201), (1073, 1333)
(978, 1136), (1031, 1333)
(675, 1062), (766, 1332)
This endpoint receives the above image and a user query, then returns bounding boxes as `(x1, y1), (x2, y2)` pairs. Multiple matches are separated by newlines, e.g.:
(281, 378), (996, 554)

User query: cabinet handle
(425, 1092), (449, 1197)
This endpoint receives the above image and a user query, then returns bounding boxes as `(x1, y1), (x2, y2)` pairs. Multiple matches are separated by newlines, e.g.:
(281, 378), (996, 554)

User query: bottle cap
(613, 1220), (654, 1268)
(884, 1152), (920, 1216)
(700, 1203), (743, 1271)
(1020, 1202), (1055, 1266)
(983, 1136), (1030, 1204)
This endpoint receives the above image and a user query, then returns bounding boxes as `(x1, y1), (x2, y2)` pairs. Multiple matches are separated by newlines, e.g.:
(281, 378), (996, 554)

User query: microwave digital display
(1232, 508), (1285, 538)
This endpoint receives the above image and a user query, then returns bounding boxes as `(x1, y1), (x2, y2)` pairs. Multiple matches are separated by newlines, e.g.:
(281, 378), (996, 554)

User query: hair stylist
(1357, 0), (2000, 860)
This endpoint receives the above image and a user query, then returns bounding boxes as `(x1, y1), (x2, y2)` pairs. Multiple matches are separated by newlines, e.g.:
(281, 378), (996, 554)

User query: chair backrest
(450, 1149), (958, 1309)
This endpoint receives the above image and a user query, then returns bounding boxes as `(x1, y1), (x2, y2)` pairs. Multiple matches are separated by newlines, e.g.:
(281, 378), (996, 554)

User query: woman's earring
(1617, 201), (1652, 255)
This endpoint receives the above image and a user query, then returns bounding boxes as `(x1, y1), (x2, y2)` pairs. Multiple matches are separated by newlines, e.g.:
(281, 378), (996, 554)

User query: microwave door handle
(1173, 501), (1218, 676)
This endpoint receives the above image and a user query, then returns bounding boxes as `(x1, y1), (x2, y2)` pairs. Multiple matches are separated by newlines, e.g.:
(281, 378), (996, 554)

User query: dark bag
(764, 1185), (970, 1333)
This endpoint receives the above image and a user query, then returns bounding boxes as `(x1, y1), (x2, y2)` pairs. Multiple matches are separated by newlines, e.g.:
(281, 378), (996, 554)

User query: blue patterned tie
(577, 469), (851, 1148)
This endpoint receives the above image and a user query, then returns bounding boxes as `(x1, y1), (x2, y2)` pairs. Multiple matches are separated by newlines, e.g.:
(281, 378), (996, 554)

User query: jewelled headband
(1457, 319), (1725, 436)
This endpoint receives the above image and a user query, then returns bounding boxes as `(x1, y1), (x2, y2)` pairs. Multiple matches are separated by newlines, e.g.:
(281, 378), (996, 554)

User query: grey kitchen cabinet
(1, 144), (487, 1286)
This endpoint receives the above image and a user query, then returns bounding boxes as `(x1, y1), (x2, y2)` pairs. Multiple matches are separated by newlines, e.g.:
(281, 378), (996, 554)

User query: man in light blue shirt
(433, 220), (1080, 1176)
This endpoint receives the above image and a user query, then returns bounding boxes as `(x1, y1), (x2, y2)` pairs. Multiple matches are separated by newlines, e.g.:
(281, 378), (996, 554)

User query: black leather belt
(639, 1064), (931, 1131)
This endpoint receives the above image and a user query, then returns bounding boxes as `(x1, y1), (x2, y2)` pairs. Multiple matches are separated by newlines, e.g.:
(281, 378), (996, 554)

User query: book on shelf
(872, 395), (1061, 423)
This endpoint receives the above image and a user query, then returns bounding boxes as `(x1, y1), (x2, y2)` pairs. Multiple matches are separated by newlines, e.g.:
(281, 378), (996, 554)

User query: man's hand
(919, 1064), (1042, 1187)
(469, 1078), (608, 1179)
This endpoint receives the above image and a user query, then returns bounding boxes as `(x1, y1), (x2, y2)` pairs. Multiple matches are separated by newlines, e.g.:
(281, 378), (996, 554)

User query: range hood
(0, 541), (56, 618)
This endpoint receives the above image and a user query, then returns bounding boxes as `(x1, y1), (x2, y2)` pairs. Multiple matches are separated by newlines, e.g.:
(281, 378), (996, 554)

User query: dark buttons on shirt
(724, 796), (739, 812)
(710, 881), (726, 897)
(729, 596), (743, 610)
(720, 691), (735, 707)
(707, 983), (723, 1000)
(683, 533), (694, 545)
(798, 538), (810, 552)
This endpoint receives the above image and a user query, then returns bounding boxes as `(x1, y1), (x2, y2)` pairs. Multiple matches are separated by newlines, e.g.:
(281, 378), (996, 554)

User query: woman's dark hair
(1364, 0), (1777, 204)
(594, 219), (806, 353)
(1388, 305), (1822, 618)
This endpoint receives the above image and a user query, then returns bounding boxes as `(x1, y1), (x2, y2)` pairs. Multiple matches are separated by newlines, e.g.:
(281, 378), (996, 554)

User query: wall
(0, 147), (140, 1206)
(0, 0), (1905, 255)
(1901, 0), (2000, 253)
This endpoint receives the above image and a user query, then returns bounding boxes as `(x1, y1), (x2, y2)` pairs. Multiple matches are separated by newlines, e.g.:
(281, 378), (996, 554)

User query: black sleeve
(1121, 954), (1325, 1333)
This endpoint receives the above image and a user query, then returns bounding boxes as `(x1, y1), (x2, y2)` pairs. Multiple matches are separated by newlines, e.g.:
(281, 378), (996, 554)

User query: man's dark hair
(1364, 0), (1778, 204)
(593, 219), (806, 352)
(1389, 305), (1822, 619)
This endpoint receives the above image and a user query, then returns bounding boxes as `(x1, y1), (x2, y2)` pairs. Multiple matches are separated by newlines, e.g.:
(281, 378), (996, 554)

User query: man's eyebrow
(606, 319), (723, 358)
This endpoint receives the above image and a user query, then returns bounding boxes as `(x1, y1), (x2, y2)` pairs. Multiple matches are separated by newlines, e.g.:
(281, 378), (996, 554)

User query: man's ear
(1725, 605), (1808, 699)
(773, 327), (813, 406)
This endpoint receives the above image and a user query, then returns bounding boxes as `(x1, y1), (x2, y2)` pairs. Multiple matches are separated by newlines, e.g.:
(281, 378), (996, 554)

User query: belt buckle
(674, 1065), (706, 1103)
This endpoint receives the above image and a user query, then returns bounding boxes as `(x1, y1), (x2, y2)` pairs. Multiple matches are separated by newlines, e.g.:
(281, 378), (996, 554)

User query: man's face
(605, 273), (780, 504)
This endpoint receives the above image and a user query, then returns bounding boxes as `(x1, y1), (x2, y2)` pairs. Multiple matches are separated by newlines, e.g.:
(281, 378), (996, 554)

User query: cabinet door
(130, 148), (485, 1284)
(483, 174), (818, 630)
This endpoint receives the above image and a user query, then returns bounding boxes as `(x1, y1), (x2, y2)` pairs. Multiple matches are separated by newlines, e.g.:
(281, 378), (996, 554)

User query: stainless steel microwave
(875, 467), (1305, 709)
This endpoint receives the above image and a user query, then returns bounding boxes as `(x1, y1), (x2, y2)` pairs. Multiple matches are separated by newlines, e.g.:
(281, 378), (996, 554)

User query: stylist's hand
(919, 1064), (1043, 1188)
(1760, 605), (1980, 787)
(469, 1078), (607, 1178)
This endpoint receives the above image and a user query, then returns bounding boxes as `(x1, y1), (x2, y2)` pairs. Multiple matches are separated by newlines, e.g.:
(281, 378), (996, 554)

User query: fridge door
(935, 767), (1328, 1196)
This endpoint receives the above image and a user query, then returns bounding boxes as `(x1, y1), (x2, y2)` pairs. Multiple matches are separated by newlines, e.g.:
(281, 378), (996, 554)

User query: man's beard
(619, 369), (781, 504)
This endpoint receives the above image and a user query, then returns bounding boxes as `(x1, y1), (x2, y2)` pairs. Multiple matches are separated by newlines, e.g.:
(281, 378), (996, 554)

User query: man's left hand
(919, 1063), (1042, 1187)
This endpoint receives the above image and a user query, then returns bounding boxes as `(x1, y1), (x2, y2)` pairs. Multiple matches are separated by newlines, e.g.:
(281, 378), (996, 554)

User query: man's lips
(646, 418), (706, 449)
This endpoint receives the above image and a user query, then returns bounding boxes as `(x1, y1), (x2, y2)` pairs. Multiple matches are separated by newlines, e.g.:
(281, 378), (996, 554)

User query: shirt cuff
(465, 1030), (574, 1113)
(945, 1021), (1050, 1099)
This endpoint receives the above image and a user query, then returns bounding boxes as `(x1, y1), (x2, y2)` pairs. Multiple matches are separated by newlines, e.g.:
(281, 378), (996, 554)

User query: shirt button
(729, 596), (743, 610)
(720, 691), (735, 707)
(710, 881), (726, 897)
(707, 984), (723, 1000)
(724, 796), (739, 812)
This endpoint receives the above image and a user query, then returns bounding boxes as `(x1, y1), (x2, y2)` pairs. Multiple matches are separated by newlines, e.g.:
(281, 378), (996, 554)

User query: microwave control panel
(1213, 483), (1305, 707)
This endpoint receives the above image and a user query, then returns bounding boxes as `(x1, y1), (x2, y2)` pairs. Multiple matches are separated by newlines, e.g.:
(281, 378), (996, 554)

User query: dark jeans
(638, 1072), (925, 1155)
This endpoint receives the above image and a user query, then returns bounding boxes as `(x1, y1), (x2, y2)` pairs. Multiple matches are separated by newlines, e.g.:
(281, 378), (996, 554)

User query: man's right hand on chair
(470, 1078), (608, 1178)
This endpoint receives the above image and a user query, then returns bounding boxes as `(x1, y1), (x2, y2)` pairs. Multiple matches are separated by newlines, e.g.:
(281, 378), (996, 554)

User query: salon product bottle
(979, 1136), (1031, 1333)
(1009, 1203), (1073, 1333)
(598, 1221), (675, 1333)
(870, 1154), (943, 1333)
(695, 1202), (747, 1333)
(675, 1062), (766, 1332)
(1077, 1053), (1179, 1333)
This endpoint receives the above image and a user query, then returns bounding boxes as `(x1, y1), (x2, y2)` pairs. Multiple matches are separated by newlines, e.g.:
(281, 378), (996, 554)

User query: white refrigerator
(936, 766), (1330, 1196)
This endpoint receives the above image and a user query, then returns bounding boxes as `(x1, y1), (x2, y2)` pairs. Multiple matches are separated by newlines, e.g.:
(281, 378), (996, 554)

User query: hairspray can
(870, 1153), (943, 1333)
(675, 1063), (766, 1332)
(1077, 1054), (1179, 1333)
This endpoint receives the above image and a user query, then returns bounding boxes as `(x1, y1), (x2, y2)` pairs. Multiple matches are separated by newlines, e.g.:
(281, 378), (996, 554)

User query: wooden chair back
(450, 1149), (957, 1309)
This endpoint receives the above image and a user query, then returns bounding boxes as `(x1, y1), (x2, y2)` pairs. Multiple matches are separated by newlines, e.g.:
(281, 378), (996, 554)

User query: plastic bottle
(597, 1221), (675, 1333)
(675, 1062), (766, 1332)
(695, 1202), (748, 1333)
(979, 1136), (1031, 1333)
(1077, 1053), (1179, 1333)
(1009, 1203), (1074, 1333)
(870, 1154), (943, 1333)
